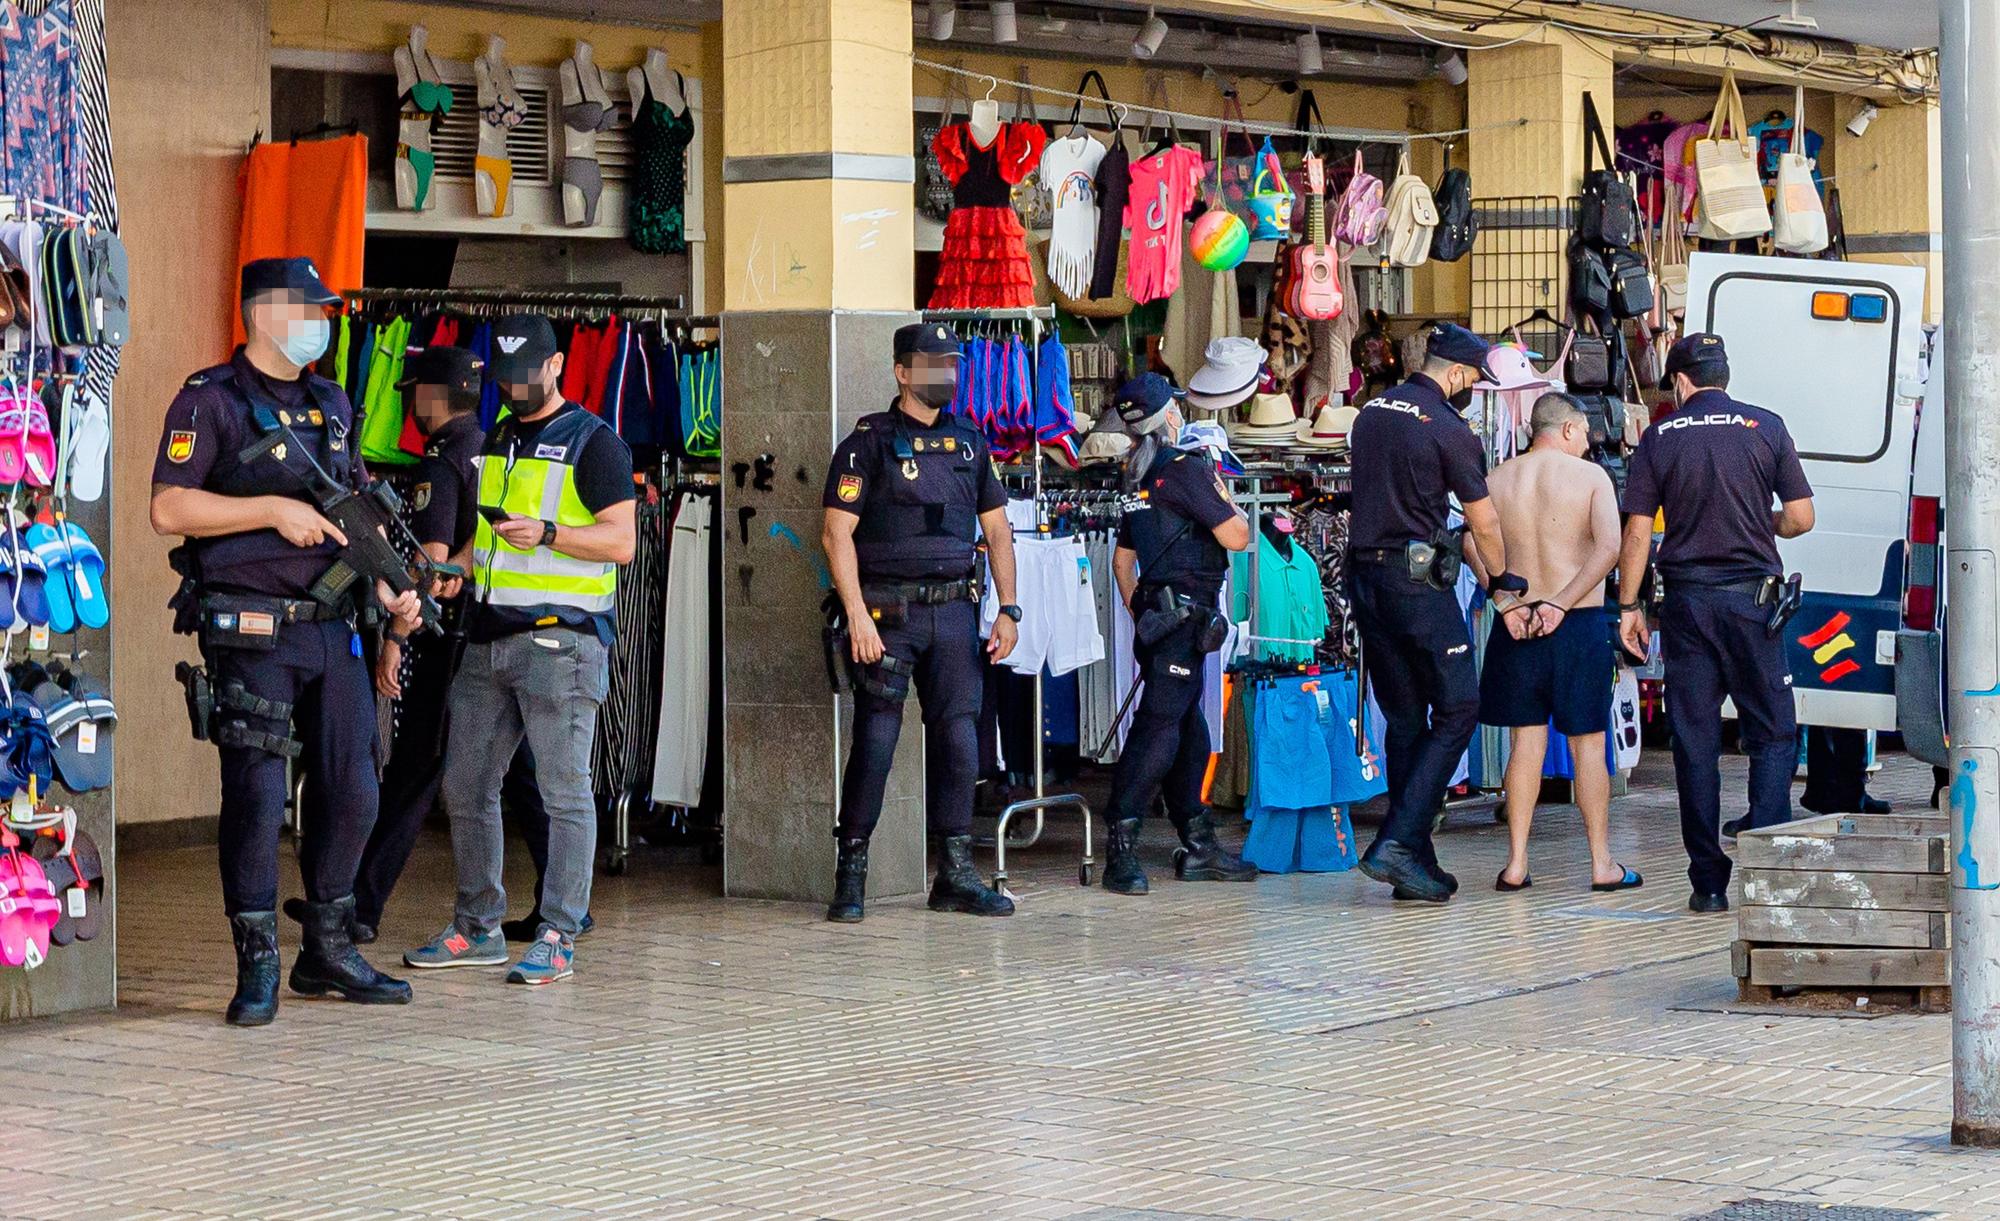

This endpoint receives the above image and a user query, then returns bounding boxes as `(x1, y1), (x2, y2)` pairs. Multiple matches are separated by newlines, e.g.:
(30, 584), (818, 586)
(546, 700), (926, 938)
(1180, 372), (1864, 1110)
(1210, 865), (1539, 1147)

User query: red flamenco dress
(929, 120), (1047, 309)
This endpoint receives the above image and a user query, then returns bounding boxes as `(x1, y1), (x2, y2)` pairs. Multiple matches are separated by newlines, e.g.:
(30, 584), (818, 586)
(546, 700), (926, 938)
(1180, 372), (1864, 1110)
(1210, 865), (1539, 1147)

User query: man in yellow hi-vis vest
(403, 314), (636, 986)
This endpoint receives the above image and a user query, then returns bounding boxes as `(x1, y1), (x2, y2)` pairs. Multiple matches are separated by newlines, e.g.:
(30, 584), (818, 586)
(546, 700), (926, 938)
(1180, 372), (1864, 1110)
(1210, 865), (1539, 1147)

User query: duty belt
(1665, 574), (1777, 601)
(1350, 547), (1409, 567)
(860, 578), (981, 605)
(201, 593), (351, 624)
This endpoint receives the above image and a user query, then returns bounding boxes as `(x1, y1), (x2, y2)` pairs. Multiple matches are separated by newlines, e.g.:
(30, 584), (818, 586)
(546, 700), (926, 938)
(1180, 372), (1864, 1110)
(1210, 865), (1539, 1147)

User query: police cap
(396, 345), (485, 395)
(894, 322), (963, 360)
(1659, 332), (1729, 390)
(240, 257), (340, 306)
(1426, 322), (1493, 370)
(1113, 372), (1187, 435)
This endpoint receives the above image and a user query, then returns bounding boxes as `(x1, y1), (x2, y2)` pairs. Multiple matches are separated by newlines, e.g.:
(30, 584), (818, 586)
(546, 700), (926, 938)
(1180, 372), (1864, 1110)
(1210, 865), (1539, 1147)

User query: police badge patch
(413, 482), (433, 511)
(166, 431), (196, 463)
(836, 474), (863, 503)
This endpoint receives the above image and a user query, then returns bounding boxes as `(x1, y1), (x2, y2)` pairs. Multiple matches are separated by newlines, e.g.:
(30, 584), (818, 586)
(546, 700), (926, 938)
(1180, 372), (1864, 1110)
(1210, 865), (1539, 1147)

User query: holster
(167, 544), (203, 637)
(1134, 585), (1192, 645)
(174, 661), (213, 743)
(1424, 528), (1464, 591)
(849, 653), (914, 703)
(172, 660), (301, 757)
(1765, 573), (1804, 637)
(820, 591), (851, 694)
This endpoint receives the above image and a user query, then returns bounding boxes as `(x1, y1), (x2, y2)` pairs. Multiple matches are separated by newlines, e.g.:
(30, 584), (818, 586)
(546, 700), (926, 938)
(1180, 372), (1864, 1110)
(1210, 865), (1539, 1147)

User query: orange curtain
(233, 134), (368, 350)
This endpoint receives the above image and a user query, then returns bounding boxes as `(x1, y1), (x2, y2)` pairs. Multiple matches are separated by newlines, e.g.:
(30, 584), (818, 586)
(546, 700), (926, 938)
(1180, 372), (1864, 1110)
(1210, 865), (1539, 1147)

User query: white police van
(1681, 252), (1934, 738)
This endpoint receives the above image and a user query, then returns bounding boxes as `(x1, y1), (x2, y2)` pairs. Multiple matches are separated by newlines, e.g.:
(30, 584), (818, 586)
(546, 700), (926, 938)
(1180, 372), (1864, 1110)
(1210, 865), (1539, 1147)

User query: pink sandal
(0, 844), (60, 968)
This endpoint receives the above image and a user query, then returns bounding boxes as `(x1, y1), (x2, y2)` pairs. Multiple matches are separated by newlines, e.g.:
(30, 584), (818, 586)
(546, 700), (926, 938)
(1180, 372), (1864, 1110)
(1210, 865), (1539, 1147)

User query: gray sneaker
(403, 924), (509, 969)
(506, 926), (576, 986)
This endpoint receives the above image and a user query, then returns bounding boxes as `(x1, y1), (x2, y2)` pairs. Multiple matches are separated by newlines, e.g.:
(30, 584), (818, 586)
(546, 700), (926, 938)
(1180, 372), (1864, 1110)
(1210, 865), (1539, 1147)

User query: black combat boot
(827, 837), (869, 923)
(1102, 817), (1149, 895)
(1171, 811), (1259, 882)
(926, 834), (1014, 916)
(227, 911), (280, 1027)
(288, 896), (414, 1004)
(283, 895), (377, 943)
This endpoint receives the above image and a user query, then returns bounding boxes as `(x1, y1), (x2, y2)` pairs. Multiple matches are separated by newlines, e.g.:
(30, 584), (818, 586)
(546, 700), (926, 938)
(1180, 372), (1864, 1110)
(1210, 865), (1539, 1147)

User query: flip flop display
(30, 666), (111, 793)
(0, 847), (60, 968)
(56, 522), (106, 630)
(22, 523), (72, 632)
(4, 538), (48, 631)
(33, 827), (102, 946)
(2, 690), (54, 800)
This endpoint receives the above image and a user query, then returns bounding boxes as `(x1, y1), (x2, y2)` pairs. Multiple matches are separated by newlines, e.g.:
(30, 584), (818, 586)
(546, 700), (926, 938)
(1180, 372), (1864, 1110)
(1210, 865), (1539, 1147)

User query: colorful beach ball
(1190, 208), (1250, 271)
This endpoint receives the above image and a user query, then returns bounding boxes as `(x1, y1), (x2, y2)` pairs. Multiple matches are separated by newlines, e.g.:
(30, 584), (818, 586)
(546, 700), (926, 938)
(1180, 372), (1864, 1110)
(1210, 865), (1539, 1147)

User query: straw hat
(1294, 401), (1359, 448)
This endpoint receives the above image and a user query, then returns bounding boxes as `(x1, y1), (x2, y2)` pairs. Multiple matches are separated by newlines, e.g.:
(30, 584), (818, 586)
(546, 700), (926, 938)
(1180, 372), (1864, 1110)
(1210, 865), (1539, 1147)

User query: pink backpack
(1332, 150), (1386, 248)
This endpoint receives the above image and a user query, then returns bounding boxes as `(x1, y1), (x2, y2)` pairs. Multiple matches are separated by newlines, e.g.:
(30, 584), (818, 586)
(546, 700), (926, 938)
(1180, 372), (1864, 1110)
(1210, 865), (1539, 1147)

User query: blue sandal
(1590, 866), (1644, 892)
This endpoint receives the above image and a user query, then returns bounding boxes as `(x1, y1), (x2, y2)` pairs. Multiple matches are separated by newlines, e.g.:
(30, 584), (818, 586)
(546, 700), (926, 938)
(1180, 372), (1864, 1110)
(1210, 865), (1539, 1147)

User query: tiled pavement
(2, 755), (1995, 1220)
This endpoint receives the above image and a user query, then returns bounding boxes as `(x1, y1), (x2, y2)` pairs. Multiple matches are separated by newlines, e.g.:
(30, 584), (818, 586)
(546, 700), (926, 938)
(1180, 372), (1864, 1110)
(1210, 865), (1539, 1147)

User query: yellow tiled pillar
(720, 0), (914, 311)
(1464, 34), (1612, 333)
(718, 0), (929, 903)
(1831, 99), (1943, 321)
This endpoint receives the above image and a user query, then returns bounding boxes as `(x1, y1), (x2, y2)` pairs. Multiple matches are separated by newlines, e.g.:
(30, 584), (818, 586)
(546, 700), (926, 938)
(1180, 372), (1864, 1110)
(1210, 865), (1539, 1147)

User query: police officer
(1102, 374), (1257, 895)
(820, 321), (1020, 923)
(1347, 323), (1530, 904)
(333, 347), (555, 945)
(150, 256), (413, 1025)
(1617, 333), (1815, 913)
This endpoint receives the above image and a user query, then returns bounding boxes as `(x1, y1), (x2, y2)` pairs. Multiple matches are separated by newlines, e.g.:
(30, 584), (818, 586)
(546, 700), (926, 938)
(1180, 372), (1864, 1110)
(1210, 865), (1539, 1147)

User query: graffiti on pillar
(1953, 756), (1999, 890)
(768, 521), (830, 590)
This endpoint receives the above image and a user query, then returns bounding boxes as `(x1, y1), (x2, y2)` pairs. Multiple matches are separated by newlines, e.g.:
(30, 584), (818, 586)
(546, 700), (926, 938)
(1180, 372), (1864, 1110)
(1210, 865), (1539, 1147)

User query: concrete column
(1464, 33), (1612, 334)
(717, 0), (926, 902)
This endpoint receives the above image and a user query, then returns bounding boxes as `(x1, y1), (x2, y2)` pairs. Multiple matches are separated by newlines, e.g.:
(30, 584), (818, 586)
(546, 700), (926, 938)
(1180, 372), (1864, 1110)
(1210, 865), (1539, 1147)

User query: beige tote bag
(1694, 71), (1771, 240)
(1771, 85), (1829, 254)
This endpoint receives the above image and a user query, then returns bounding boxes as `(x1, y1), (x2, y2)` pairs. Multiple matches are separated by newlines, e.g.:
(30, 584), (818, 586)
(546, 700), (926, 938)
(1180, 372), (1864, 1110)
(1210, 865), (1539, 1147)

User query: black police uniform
(1346, 371), (1487, 873)
(1107, 449), (1235, 833)
(154, 347), (382, 918)
(824, 401), (1002, 843)
(1621, 386), (1813, 896)
(350, 411), (547, 935)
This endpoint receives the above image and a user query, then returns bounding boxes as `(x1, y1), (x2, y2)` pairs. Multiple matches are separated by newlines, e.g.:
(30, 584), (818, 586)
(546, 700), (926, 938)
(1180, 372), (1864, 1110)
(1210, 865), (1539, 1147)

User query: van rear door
(1683, 253), (1928, 731)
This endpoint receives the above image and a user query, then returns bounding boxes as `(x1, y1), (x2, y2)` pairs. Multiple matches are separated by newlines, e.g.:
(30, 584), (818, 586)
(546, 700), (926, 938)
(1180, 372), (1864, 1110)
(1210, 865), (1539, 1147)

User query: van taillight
(1906, 494), (1941, 629)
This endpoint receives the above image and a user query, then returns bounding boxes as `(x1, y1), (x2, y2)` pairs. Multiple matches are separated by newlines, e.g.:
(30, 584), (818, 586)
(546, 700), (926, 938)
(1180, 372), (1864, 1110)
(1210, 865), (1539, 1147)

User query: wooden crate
(1732, 813), (1951, 1010)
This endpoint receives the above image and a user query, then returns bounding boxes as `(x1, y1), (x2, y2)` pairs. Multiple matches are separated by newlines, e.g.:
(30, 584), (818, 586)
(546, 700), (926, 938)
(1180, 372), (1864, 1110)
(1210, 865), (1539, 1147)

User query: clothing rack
(342, 286), (690, 313)
(919, 305), (1094, 892)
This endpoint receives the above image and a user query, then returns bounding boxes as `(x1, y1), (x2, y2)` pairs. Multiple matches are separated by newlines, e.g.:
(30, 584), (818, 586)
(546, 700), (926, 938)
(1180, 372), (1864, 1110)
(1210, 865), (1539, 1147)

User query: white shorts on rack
(983, 535), (1106, 678)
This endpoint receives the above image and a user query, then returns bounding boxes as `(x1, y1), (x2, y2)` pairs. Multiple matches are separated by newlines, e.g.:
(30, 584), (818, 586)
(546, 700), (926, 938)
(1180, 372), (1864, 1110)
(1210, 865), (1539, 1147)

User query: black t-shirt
(467, 402), (637, 644)
(1347, 373), (1489, 552)
(1621, 389), (1813, 583)
(1088, 142), (1133, 300)
(409, 413), (486, 553)
(151, 348), (361, 598)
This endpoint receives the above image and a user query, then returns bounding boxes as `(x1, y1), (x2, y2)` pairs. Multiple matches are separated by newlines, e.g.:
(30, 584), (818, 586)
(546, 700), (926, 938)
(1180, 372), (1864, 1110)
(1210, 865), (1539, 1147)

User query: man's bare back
(1485, 449), (1620, 610)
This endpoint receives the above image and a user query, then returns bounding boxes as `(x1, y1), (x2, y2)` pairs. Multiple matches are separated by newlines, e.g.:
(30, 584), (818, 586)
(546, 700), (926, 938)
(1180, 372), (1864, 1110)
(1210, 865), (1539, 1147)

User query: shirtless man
(1470, 393), (1640, 893)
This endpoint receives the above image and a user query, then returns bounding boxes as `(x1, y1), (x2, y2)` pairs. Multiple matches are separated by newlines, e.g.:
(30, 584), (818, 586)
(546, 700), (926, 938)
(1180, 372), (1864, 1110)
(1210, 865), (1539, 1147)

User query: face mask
(1448, 383), (1474, 412)
(277, 317), (330, 368)
(909, 374), (957, 409)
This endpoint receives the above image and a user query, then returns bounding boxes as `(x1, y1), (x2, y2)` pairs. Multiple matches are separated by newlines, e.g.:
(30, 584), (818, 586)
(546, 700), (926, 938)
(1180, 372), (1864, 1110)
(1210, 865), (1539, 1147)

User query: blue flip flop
(23, 522), (71, 632)
(1590, 866), (1644, 893)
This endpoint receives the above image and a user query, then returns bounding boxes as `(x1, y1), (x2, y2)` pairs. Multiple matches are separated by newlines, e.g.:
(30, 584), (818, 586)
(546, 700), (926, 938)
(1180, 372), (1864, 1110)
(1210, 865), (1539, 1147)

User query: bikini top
(562, 98), (620, 134)
(481, 93), (528, 130)
(408, 79), (453, 116)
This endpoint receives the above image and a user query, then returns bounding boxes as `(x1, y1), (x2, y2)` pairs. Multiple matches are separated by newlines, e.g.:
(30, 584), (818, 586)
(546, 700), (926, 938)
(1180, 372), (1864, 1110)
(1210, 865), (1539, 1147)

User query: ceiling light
(1133, 7), (1168, 59)
(990, 1), (1017, 44)
(1438, 52), (1468, 86)
(1846, 101), (1879, 138)
(927, 0), (956, 40)
(1296, 28), (1323, 76)
(1774, 0), (1820, 31)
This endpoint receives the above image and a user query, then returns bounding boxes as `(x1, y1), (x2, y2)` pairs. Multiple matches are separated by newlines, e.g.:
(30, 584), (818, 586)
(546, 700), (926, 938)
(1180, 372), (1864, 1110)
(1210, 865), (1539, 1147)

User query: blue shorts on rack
(1319, 669), (1387, 806)
(1251, 675), (1334, 812)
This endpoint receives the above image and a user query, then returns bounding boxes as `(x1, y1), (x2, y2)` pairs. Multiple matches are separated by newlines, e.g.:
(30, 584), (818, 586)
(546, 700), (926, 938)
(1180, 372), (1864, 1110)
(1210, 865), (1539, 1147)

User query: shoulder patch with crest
(412, 482), (432, 511)
(166, 431), (196, 463)
(836, 474), (863, 503)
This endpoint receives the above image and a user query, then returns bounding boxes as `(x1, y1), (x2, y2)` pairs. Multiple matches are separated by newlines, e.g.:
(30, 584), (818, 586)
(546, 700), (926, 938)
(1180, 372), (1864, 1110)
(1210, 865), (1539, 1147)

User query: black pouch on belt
(198, 595), (284, 652)
(849, 653), (915, 703)
(1193, 605), (1230, 654)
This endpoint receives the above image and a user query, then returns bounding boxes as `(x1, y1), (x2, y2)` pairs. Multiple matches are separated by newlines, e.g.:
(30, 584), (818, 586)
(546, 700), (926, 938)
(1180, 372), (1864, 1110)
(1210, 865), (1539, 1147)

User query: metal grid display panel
(1470, 195), (1571, 358)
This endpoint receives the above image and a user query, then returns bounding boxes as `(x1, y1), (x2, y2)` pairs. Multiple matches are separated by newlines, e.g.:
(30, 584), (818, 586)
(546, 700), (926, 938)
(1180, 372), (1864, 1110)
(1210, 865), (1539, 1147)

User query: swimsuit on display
(474, 154), (513, 217)
(560, 94), (618, 226)
(398, 144), (437, 209)
(397, 57), (452, 211)
(480, 93), (527, 129)
(408, 79), (453, 116)
(627, 73), (694, 255)
(928, 120), (1047, 310)
(476, 78), (526, 218)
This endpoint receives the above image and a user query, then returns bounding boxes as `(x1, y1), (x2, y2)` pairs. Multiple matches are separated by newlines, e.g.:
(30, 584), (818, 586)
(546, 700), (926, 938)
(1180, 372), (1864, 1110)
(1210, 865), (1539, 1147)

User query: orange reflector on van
(1811, 291), (1850, 320)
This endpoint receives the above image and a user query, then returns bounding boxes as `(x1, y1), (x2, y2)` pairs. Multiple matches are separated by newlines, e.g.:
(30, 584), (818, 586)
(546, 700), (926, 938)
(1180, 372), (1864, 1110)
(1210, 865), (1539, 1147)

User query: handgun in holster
(1762, 573), (1804, 637)
(820, 592), (852, 695)
(175, 661), (213, 742)
(1405, 528), (1464, 591)
(1134, 585), (1194, 645)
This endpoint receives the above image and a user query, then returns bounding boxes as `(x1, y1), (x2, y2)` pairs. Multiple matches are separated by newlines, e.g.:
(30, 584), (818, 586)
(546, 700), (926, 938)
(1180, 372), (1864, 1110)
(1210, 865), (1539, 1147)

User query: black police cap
(894, 322), (963, 360)
(1426, 322), (1494, 370)
(240, 257), (339, 306)
(1113, 372), (1187, 427)
(1659, 332), (1729, 390)
(396, 346), (485, 394)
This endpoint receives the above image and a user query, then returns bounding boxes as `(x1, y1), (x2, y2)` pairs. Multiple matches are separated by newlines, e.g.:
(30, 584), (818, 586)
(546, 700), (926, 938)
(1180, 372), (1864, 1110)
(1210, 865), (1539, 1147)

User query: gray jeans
(443, 630), (609, 937)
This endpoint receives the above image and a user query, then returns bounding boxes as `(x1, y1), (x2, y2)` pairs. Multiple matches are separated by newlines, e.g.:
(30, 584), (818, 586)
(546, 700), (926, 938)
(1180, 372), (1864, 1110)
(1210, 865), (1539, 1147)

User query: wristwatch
(1616, 599), (1645, 613)
(384, 628), (410, 645)
(999, 604), (1024, 623)
(538, 520), (558, 547)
